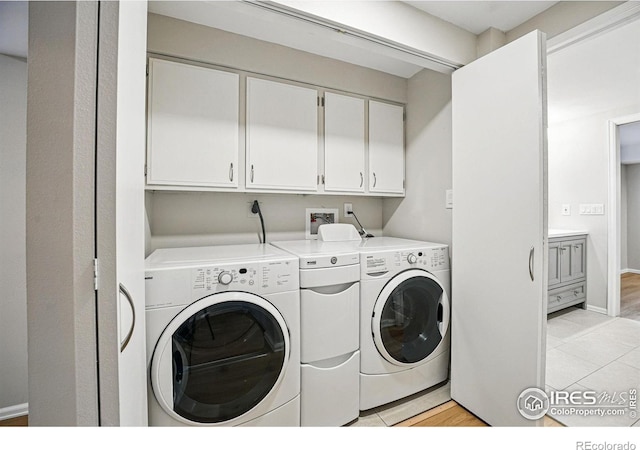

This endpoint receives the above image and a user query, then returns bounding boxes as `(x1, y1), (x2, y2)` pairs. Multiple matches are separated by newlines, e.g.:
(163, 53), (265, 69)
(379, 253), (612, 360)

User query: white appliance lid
(358, 237), (448, 251)
(145, 243), (295, 268)
(271, 239), (361, 258)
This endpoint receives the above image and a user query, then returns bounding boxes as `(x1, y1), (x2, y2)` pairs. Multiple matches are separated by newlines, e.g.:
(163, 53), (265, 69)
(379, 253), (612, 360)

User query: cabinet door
(324, 92), (365, 192)
(368, 100), (404, 194)
(566, 238), (586, 282)
(548, 241), (561, 286)
(559, 242), (573, 283)
(246, 77), (318, 191)
(147, 59), (239, 188)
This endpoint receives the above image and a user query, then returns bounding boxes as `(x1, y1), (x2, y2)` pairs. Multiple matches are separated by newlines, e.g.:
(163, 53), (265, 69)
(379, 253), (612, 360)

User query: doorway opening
(607, 115), (640, 319)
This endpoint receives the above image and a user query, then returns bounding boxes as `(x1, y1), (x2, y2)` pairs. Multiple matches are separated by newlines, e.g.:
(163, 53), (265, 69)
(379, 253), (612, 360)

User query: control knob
(218, 271), (234, 285)
(407, 253), (418, 264)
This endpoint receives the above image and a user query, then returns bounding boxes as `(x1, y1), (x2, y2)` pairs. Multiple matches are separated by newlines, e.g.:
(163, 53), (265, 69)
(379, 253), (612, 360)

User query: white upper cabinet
(246, 77), (318, 191)
(146, 58), (239, 188)
(368, 100), (405, 194)
(324, 92), (366, 193)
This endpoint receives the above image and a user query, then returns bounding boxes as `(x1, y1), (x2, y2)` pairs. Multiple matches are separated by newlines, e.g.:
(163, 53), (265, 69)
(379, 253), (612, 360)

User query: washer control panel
(191, 259), (298, 299)
(362, 246), (449, 277)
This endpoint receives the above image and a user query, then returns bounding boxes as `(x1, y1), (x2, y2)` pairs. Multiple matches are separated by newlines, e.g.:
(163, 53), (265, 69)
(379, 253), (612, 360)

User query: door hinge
(144, 164), (147, 177)
(93, 258), (99, 291)
(318, 96), (325, 107)
(146, 63), (149, 77)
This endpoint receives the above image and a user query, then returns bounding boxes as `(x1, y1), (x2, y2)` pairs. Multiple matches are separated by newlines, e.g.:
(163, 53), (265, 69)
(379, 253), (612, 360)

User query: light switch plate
(579, 203), (605, 215)
(445, 189), (453, 209)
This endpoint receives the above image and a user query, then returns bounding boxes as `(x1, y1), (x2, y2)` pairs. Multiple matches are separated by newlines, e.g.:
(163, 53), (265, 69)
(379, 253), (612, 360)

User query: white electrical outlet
(344, 203), (353, 217)
(562, 204), (571, 216)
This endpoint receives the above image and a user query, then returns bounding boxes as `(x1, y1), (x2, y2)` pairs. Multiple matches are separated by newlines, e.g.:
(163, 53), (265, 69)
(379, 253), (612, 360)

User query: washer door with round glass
(150, 292), (290, 425)
(372, 269), (450, 367)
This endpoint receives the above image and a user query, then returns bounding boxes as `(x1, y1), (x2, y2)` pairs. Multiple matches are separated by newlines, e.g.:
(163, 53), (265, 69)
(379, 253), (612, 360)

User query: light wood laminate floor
(396, 401), (562, 427)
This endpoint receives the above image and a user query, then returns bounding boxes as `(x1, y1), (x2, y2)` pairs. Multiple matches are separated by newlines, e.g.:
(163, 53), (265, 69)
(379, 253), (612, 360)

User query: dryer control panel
(362, 246), (449, 278)
(191, 260), (299, 300)
(144, 258), (299, 309)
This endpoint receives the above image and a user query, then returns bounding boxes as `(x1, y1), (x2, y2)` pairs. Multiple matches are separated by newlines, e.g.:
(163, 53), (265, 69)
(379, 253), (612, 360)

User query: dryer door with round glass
(372, 269), (449, 367)
(150, 292), (290, 425)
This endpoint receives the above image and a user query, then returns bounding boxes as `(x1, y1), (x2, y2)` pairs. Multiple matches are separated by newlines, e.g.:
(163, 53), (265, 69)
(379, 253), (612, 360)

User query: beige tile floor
(348, 307), (640, 428)
(546, 307), (640, 427)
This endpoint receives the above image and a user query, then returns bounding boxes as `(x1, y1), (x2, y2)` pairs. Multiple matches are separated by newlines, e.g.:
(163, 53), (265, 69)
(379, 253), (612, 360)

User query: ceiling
(404, 1), (558, 34)
(146, 0), (561, 78)
(1, 1), (560, 74)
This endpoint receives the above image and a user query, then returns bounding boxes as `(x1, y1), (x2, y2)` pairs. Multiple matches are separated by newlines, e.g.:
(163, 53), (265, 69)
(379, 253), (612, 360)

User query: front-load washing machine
(144, 244), (300, 426)
(358, 237), (450, 410)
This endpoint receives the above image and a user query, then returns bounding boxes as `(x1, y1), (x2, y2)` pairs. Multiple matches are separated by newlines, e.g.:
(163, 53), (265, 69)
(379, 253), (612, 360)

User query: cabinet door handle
(250, 165), (254, 183)
(119, 283), (136, 353)
(359, 172), (363, 188)
(373, 172), (377, 188)
(574, 245), (580, 250)
(529, 246), (534, 282)
(573, 290), (580, 296)
(229, 163), (234, 182)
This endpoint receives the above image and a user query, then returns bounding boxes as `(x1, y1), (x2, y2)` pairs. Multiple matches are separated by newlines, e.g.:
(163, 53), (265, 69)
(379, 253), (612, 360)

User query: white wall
(26, 2), (99, 425)
(0, 54), (28, 418)
(149, 192), (383, 253)
(146, 13), (404, 251)
(382, 68), (452, 247)
(627, 164), (640, 271)
(547, 19), (640, 311)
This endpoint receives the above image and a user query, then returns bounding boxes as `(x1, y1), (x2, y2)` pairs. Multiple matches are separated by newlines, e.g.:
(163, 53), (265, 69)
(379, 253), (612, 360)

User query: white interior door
(115, 0), (148, 426)
(451, 30), (548, 426)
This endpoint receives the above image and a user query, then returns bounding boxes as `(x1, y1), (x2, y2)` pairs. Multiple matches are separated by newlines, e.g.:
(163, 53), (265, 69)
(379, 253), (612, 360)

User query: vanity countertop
(549, 229), (588, 239)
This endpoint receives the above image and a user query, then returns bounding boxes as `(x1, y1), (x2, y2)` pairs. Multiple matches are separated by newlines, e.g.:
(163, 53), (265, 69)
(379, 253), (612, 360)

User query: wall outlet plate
(562, 204), (571, 216)
(306, 208), (339, 239)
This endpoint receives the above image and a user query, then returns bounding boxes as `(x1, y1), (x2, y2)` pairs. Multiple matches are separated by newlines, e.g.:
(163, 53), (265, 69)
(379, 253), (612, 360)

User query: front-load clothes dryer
(358, 237), (450, 411)
(272, 231), (361, 426)
(144, 244), (300, 426)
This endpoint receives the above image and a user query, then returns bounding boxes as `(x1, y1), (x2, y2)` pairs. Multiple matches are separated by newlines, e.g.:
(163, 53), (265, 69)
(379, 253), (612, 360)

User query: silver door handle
(360, 172), (363, 188)
(373, 172), (377, 188)
(119, 283), (136, 353)
(529, 246), (534, 282)
(250, 165), (254, 183)
(229, 163), (234, 182)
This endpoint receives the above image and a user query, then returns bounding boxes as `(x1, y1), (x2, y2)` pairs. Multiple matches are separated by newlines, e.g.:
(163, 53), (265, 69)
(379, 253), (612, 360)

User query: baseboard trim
(621, 268), (640, 275)
(0, 403), (28, 421)
(586, 305), (608, 315)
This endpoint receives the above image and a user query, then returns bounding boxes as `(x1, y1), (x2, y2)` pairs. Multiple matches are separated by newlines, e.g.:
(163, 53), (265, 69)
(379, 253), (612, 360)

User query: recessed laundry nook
(3, 1), (640, 446)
